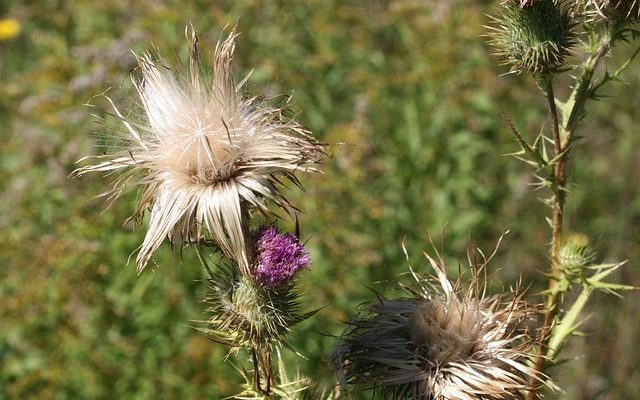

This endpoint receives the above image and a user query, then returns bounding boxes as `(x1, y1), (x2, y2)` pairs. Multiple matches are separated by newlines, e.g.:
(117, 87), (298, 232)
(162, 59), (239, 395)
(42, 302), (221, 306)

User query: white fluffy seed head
(75, 27), (326, 274)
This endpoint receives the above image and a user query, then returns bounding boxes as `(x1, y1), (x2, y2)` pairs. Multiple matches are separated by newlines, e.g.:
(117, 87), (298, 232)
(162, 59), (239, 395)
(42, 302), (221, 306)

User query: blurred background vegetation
(1, 0), (638, 399)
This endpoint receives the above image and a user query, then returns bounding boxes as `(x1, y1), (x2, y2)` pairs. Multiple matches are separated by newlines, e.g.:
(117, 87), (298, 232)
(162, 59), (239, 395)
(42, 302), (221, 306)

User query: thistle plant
(75, 26), (327, 398)
(69, 5), (640, 399)
(197, 225), (317, 395)
(487, 1), (638, 397)
(330, 1), (638, 399)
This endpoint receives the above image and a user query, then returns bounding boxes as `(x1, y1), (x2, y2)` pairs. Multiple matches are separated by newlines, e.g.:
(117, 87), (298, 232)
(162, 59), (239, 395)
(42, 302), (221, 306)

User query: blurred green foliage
(0, 1), (638, 399)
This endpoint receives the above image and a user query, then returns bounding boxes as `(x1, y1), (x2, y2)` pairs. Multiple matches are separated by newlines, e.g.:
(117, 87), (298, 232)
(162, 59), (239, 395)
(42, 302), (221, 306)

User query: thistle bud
(488, 0), (577, 74)
(199, 262), (310, 349)
(558, 233), (595, 274)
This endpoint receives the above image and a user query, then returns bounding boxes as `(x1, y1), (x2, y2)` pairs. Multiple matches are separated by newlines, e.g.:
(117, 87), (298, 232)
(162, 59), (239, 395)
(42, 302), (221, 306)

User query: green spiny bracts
(232, 349), (323, 400)
(488, 0), (577, 74)
(558, 233), (595, 275)
(197, 263), (313, 350)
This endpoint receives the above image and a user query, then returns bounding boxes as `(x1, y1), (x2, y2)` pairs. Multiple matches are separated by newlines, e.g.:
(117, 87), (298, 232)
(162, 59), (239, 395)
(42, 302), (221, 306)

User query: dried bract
(582, 0), (640, 19)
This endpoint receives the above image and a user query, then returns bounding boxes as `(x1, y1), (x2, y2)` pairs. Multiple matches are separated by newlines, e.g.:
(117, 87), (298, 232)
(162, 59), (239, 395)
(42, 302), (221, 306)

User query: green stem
(561, 40), (610, 146)
(527, 73), (565, 399)
(195, 245), (214, 277)
(547, 285), (593, 361)
(544, 73), (561, 155)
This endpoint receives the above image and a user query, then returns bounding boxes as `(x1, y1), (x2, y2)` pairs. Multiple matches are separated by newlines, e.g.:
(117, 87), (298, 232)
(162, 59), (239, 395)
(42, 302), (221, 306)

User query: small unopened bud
(558, 233), (595, 274)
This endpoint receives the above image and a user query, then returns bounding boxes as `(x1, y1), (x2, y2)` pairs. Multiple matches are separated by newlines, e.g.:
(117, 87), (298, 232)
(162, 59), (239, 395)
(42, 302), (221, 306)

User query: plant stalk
(195, 245), (214, 277)
(527, 33), (613, 399)
(526, 73), (565, 400)
(252, 345), (274, 396)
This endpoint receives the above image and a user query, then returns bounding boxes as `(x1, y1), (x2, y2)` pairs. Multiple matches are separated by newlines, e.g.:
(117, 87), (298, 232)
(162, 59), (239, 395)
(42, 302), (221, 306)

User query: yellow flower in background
(0, 18), (20, 41)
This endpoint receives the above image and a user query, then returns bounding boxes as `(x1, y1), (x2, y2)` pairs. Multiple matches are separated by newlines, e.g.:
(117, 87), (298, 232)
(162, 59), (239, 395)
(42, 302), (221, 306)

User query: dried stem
(263, 350), (273, 394)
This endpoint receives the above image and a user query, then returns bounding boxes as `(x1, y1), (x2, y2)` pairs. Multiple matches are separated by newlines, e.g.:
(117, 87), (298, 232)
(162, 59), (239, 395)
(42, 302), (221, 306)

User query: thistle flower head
(488, 0), (577, 74)
(74, 27), (326, 274)
(332, 247), (538, 399)
(252, 225), (310, 288)
(198, 260), (312, 350)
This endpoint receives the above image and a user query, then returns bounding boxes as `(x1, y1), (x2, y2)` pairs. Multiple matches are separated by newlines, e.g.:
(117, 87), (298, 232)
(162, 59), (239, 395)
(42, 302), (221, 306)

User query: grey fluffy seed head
(332, 246), (540, 400)
(74, 26), (326, 274)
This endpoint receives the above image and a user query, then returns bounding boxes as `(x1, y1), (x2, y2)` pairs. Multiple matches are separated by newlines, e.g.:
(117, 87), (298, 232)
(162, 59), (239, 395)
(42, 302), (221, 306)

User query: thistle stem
(544, 73), (562, 156)
(527, 33), (613, 400)
(526, 74), (565, 399)
(264, 350), (273, 394)
(250, 345), (275, 396)
(547, 285), (592, 361)
(252, 347), (262, 392)
(195, 245), (214, 278)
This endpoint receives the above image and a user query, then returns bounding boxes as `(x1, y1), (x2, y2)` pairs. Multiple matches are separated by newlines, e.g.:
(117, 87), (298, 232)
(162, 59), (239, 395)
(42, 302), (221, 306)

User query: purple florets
(253, 226), (310, 288)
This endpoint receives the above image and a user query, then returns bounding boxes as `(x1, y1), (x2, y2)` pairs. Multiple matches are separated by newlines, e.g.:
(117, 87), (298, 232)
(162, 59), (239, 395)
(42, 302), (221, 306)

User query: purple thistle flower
(253, 226), (310, 288)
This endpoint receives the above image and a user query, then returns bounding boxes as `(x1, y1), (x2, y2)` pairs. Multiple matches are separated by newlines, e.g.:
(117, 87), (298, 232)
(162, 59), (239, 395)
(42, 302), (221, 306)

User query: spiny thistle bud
(198, 262), (312, 350)
(252, 226), (310, 288)
(558, 233), (595, 274)
(488, 0), (577, 74)
(332, 249), (538, 399)
(74, 26), (326, 274)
